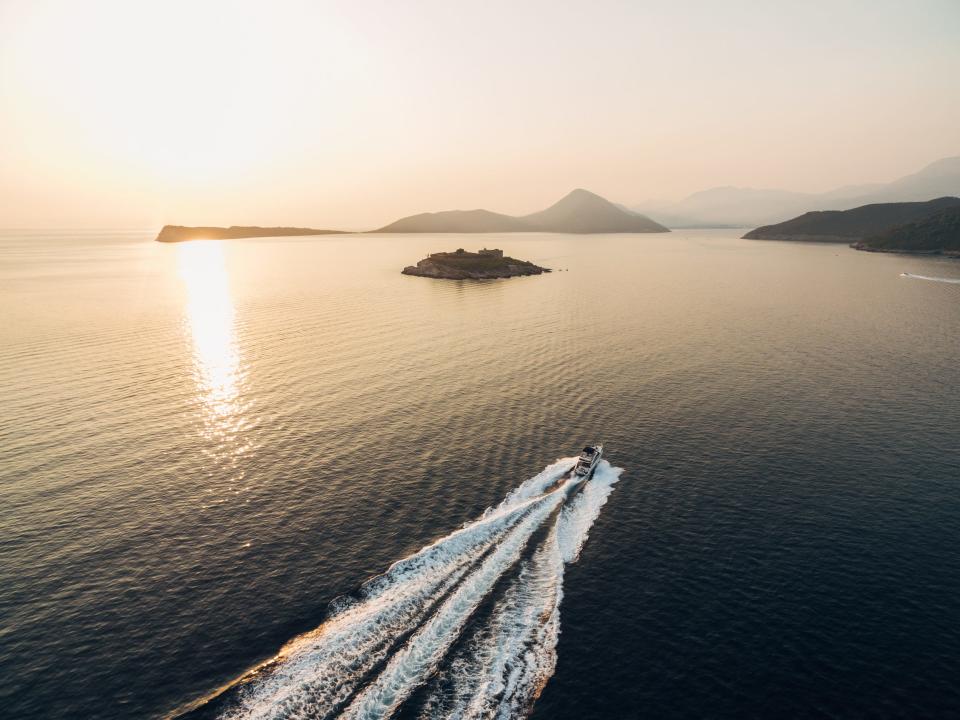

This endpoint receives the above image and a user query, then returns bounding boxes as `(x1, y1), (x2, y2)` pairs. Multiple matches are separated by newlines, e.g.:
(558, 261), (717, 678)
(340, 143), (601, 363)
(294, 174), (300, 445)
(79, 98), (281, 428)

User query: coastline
(850, 242), (960, 257)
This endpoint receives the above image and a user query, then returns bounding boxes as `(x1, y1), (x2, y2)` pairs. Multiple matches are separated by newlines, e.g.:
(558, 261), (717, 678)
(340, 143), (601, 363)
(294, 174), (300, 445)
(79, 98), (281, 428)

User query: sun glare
(175, 241), (243, 438)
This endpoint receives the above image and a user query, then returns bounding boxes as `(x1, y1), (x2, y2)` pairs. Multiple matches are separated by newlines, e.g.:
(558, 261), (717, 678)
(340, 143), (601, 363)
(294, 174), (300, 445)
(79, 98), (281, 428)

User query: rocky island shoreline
(156, 225), (344, 242)
(402, 248), (549, 279)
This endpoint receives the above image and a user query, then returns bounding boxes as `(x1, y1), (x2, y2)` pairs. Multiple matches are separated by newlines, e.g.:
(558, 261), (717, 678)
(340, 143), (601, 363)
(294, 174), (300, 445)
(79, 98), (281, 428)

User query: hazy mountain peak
(541, 188), (618, 213)
(912, 156), (960, 177)
(377, 189), (669, 234)
(563, 188), (607, 201)
(522, 189), (667, 233)
(642, 155), (960, 227)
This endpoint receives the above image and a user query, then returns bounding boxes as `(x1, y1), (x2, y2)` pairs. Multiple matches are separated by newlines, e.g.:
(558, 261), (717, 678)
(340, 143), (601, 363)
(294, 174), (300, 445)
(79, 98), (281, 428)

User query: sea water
(1, 230), (958, 718)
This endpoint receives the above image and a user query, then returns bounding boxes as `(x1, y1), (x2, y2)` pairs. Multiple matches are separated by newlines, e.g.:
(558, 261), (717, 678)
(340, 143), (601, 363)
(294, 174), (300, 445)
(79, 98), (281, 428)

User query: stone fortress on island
(401, 248), (549, 279)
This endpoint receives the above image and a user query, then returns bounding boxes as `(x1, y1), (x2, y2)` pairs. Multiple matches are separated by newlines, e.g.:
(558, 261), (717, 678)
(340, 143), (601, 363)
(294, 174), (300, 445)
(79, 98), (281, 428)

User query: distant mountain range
(743, 196), (960, 244)
(156, 158), (960, 242)
(156, 190), (669, 241)
(376, 189), (669, 234)
(639, 157), (960, 228)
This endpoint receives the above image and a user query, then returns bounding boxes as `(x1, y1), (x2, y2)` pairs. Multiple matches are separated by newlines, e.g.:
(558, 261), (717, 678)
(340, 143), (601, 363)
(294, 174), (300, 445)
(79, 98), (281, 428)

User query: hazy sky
(1, 0), (958, 229)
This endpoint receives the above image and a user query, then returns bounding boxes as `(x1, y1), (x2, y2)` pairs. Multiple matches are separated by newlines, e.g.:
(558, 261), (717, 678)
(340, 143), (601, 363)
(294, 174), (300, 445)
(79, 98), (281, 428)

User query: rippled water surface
(1, 230), (959, 719)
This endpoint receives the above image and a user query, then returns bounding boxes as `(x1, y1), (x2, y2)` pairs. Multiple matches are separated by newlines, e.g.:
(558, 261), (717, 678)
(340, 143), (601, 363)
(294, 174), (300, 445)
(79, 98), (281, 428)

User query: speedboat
(573, 444), (603, 478)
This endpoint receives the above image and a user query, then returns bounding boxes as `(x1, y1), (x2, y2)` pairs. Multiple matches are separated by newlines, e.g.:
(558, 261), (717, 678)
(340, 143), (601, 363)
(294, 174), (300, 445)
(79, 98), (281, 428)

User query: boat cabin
(574, 445), (600, 476)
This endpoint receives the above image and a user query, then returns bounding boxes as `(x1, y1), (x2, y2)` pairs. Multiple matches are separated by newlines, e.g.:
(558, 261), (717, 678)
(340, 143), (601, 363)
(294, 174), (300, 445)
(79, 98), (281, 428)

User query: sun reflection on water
(176, 241), (245, 443)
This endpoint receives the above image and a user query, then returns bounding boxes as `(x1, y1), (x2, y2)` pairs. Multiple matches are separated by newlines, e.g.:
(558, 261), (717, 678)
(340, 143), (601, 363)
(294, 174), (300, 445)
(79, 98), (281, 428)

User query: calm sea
(1, 230), (958, 719)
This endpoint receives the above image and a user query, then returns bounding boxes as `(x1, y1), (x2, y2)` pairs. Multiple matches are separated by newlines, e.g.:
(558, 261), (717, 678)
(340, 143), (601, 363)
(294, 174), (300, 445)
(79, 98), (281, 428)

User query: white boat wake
(900, 272), (960, 284)
(203, 458), (622, 720)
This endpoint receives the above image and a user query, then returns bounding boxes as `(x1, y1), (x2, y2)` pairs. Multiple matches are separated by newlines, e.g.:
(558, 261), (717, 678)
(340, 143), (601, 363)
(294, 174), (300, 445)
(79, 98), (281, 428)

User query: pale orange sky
(1, 0), (958, 229)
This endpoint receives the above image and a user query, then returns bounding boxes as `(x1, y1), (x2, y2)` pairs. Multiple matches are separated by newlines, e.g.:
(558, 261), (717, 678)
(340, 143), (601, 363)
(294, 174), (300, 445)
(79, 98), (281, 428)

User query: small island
(155, 225), (344, 242)
(401, 248), (550, 279)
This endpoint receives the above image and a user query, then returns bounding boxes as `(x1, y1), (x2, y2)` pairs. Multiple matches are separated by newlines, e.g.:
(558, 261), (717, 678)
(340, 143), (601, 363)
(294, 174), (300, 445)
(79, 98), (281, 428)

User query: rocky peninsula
(156, 225), (344, 242)
(402, 248), (549, 279)
(852, 205), (960, 256)
(743, 197), (960, 243)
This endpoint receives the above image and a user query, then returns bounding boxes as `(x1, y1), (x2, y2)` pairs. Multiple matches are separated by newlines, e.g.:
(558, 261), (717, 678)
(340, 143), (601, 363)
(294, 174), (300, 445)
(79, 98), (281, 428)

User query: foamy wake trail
(901, 273), (960, 284)
(490, 457), (579, 513)
(216, 458), (620, 720)
(416, 462), (622, 719)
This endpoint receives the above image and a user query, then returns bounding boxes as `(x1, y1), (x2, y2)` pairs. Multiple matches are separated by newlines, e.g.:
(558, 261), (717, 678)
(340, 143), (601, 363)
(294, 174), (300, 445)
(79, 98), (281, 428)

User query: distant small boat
(573, 444), (603, 479)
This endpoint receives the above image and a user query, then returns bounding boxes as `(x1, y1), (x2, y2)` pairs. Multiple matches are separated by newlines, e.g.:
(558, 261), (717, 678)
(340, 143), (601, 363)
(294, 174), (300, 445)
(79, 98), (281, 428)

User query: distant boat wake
(900, 272), (960, 284)
(183, 459), (622, 720)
